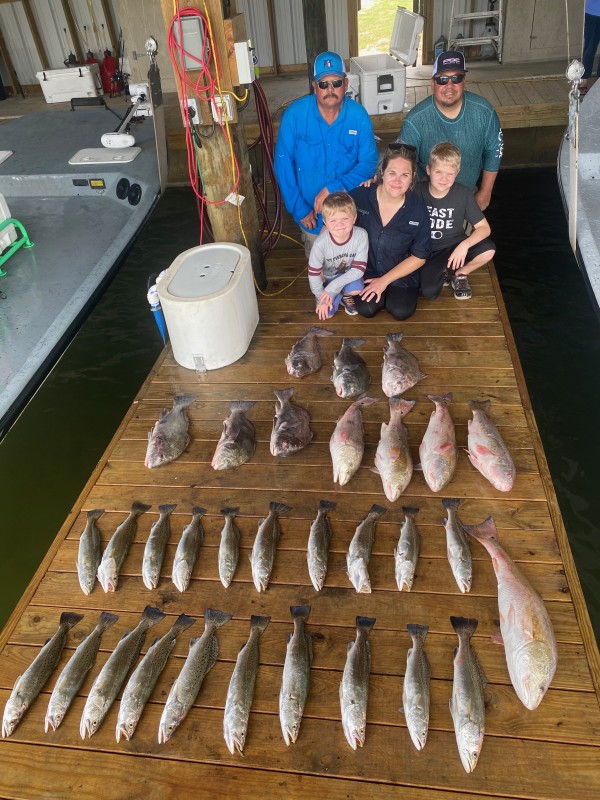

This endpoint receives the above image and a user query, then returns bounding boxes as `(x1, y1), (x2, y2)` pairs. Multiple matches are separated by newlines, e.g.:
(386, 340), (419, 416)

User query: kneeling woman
(350, 143), (431, 320)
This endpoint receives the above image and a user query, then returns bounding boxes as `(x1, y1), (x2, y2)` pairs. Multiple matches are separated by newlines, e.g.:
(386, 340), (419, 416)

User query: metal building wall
(0, 2), (42, 84)
(234, 0), (274, 69)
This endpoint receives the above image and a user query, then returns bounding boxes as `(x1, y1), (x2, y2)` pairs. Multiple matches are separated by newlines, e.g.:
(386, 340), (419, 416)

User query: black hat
(432, 51), (467, 76)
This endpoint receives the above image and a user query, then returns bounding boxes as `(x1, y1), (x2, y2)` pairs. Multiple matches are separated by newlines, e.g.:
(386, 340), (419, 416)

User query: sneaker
(451, 274), (472, 300)
(341, 295), (358, 315)
(443, 270), (452, 287)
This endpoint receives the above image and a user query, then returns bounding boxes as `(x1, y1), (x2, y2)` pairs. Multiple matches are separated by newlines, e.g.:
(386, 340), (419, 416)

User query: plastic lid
(166, 245), (240, 298)
(389, 8), (424, 65)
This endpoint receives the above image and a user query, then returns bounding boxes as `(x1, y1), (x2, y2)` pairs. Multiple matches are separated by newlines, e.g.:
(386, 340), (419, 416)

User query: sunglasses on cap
(434, 74), (465, 85)
(386, 142), (417, 155)
(317, 78), (344, 89)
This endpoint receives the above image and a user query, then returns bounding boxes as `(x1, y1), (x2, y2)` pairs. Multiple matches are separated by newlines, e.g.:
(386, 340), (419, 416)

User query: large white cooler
(350, 8), (424, 115)
(36, 64), (102, 104)
(157, 242), (259, 371)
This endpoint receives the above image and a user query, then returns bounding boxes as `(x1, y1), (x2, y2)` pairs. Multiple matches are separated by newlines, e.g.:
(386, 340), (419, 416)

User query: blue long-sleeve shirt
(274, 94), (378, 234)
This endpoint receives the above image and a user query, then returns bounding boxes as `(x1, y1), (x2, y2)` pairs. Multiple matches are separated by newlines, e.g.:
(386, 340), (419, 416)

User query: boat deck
(0, 239), (599, 798)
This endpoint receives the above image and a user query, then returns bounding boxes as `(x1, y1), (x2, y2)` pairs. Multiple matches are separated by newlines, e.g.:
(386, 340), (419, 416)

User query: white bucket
(157, 242), (259, 370)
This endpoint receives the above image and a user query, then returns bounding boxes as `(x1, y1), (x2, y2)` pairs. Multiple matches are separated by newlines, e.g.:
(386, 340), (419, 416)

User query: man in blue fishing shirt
(275, 51), (378, 255)
(397, 51), (503, 211)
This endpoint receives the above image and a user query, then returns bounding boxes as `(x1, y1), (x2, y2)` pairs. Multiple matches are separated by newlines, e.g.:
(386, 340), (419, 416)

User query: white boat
(0, 98), (162, 437)
(558, 71), (600, 315)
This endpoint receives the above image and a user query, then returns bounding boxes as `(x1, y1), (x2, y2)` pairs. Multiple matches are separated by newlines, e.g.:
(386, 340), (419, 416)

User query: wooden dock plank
(0, 253), (598, 799)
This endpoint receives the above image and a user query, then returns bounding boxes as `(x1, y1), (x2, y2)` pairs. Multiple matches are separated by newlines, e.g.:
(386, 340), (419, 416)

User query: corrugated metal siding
(235, 0), (273, 68)
(30, 0), (70, 69)
(0, 2), (42, 84)
(273, 0), (349, 67)
(325, 0), (350, 60)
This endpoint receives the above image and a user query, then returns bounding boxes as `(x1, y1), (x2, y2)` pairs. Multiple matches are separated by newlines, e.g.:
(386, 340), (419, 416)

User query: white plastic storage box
(350, 8), (424, 115)
(36, 64), (102, 104)
(157, 243), (259, 371)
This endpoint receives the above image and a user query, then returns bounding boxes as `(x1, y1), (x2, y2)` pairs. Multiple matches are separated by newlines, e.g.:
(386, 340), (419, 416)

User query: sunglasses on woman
(317, 79), (344, 89)
(434, 74), (465, 85)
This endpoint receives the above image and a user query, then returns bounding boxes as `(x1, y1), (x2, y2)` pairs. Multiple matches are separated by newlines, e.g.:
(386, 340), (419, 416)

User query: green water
(0, 175), (598, 647)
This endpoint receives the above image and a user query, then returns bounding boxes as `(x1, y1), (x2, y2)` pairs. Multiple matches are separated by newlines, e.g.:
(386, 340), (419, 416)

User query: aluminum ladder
(447, 1), (503, 63)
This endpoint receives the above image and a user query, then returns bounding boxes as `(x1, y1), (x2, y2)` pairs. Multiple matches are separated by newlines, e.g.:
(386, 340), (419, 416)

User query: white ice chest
(350, 8), (424, 115)
(36, 64), (102, 104)
(157, 242), (259, 371)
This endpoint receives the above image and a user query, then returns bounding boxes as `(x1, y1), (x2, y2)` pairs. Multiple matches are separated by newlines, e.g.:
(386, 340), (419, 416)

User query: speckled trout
(346, 504), (387, 593)
(97, 501), (151, 593)
(307, 499), (336, 592)
(340, 616), (375, 749)
(450, 616), (486, 773)
(279, 606), (312, 746)
(172, 506), (206, 593)
(402, 623), (430, 751)
(442, 498), (472, 594)
(394, 506), (421, 591)
(77, 508), (104, 596)
(142, 503), (177, 590)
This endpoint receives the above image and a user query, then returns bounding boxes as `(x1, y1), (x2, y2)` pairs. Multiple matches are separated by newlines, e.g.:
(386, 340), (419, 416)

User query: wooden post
(159, 0), (266, 288)
(301, 0), (328, 91)
(22, 0), (50, 70)
(60, 0), (84, 64)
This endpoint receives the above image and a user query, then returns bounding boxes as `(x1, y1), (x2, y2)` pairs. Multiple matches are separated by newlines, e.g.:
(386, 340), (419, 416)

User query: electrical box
(172, 16), (210, 70)
(234, 41), (255, 84)
(211, 95), (234, 123)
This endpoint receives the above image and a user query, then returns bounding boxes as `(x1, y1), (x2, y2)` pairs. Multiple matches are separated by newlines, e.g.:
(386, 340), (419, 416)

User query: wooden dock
(0, 239), (599, 799)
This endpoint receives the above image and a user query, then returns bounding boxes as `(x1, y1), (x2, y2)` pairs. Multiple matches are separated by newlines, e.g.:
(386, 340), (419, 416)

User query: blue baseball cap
(314, 51), (346, 82)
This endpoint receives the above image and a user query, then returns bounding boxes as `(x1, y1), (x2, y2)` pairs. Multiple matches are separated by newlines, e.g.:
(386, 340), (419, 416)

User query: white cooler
(350, 8), (424, 115)
(157, 243), (259, 371)
(36, 64), (102, 104)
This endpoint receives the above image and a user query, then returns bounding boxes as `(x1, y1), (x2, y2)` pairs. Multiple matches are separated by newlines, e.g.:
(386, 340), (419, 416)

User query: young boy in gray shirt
(308, 191), (367, 318)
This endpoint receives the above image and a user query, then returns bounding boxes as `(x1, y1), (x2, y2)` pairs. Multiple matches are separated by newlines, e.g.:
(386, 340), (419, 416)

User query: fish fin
(230, 400), (255, 413)
(462, 516), (499, 544)
(402, 506), (419, 518)
(131, 501), (152, 514)
(386, 332), (403, 342)
(172, 614), (196, 634)
(221, 506), (240, 516)
(407, 623), (428, 641)
(60, 611), (84, 628)
(442, 497), (460, 510)
(450, 616), (478, 637)
(468, 399), (491, 413)
(250, 615), (271, 635)
(290, 605), (311, 621)
(274, 388), (294, 403)
(318, 499), (337, 511)
(491, 630), (504, 645)
(413, 462), (423, 471)
(356, 616), (376, 633)
(192, 507), (207, 517)
(173, 394), (197, 410)
(370, 504), (387, 516)
(98, 611), (119, 630)
(269, 501), (292, 514)
(427, 392), (452, 405)
(86, 508), (104, 520)
(389, 396), (415, 416)
(370, 465), (380, 476)
(309, 326), (334, 337)
(205, 608), (233, 628)
(142, 606), (166, 624)
(158, 503), (177, 515)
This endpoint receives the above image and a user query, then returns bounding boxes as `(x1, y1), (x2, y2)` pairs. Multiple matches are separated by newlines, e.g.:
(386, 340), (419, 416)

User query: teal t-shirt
(398, 91), (503, 190)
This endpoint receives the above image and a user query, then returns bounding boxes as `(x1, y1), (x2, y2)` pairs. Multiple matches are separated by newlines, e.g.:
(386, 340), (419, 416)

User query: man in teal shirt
(397, 51), (503, 211)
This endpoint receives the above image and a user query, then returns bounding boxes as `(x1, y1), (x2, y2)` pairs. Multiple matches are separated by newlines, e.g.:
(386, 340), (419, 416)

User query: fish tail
(402, 506), (420, 518)
(173, 394), (197, 410)
(450, 616), (478, 638)
(342, 338), (365, 348)
(318, 499), (337, 512)
(192, 507), (207, 517)
(269, 501), (292, 515)
(230, 400), (255, 413)
(407, 623), (428, 642)
(386, 332), (403, 342)
(369, 504), (388, 517)
(158, 503), (177, 515)
(462, 516), (499, 544)
(468, 399), (491, 413)
(131, 501), (152, 514)
(274, 388), (294, 403)
(356, 616), (376, 633)
(60, 611), (84, 629)
(309, 326), (334, 337)
(356, 394), (379, 407)
(389, 396), (415, 416)
(172, 613), (196, 635)
(142, 606), (167, 625)
(221, 506), (240, 516)
(427, 392), (452, 405)
(250, 615), (271, 635)
(442, 497), (460, 511)
(86, 508), (104, 520)
(205, 608), (233, 629)
(97, 611), (119, 631)
(290, 605), (311, 622)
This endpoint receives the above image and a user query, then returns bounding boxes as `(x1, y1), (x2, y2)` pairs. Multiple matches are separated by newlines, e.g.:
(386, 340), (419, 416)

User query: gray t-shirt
(414, 181), (484, 253)
(308, 226), (368, 299)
